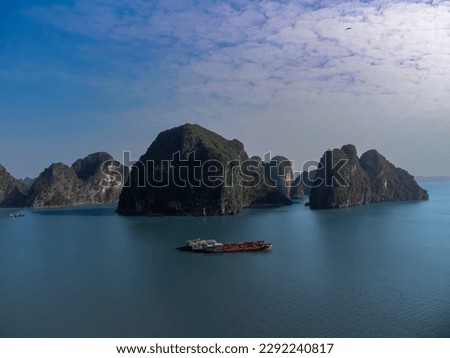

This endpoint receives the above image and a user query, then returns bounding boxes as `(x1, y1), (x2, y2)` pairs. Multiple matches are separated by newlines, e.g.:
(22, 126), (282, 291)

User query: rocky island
(309, 144), (428, 209)
(1, 126), (429, 213)
(117, 124), (293, 216)
(0, 152), (126, 208)
(0, 164), (29, 208)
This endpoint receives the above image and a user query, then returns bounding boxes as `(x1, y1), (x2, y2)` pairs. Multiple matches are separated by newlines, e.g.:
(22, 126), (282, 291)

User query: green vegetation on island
(309, 145), (428, 209)
(0, 124), (429, 213)
(117, 124), (292, 216)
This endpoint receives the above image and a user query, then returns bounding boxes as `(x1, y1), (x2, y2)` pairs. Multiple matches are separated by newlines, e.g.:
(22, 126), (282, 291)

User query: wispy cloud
(26, 1), (450, 102)
(4, 0), (450, 176)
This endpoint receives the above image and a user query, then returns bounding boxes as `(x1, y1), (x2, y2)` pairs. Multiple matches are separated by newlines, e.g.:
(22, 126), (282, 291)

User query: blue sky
(1, 0), (450, 178)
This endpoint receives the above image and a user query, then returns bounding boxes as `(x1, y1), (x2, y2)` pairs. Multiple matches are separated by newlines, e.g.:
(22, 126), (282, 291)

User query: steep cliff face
(264, 156), (294, 199)
(117, 124), (291, 216)
(360, 150), (428, 202)
(27, 152), (126, 207)
(0, 165), (29, 208)
(244, 156), (292, 207)
(310, 145), (371, 209)
(72, 152), (128, 204)
(72, 152), (114, 180)
(309, 145), (428, 209)
(27, 163), (83, 207)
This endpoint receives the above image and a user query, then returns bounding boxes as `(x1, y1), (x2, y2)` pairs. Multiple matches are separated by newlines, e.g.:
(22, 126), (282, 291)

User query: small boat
(9, 212), (25, 218)
(181, 239), (272, 253)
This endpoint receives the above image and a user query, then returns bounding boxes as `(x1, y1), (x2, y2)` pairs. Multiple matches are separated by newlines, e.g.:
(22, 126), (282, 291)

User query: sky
(1, 0), (450, 178)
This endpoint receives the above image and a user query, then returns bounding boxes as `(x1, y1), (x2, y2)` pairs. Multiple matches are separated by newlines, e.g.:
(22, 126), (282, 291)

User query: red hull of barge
(182, 239), (272, 253)
(203, 241), (272, 253)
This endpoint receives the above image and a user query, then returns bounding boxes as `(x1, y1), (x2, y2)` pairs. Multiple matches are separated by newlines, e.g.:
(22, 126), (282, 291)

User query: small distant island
(0, 123), (429, 213)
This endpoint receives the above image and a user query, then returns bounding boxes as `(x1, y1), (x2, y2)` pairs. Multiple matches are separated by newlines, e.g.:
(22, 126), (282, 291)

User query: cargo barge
(181, 239), (272, 253)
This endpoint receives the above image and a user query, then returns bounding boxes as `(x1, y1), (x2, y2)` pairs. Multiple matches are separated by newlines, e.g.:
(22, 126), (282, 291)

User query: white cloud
(23, 0), (450, 175)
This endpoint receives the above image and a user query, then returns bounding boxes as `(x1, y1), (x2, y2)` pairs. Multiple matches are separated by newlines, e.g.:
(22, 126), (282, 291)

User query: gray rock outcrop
(0, 165), (29, 208)
(309, 145), (428, 209)
(27, 152), (127, 207)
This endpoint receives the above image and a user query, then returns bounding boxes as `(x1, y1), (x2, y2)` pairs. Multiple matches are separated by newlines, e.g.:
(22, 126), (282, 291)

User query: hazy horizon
(1, 0), (450, 178)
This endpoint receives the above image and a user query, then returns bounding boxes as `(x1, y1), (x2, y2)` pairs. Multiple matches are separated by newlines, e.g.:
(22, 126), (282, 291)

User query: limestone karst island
(1, 123), (428, 213)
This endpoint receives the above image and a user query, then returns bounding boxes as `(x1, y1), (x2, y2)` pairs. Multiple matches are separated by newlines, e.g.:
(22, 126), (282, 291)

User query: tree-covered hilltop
(117, 123), (292, 216)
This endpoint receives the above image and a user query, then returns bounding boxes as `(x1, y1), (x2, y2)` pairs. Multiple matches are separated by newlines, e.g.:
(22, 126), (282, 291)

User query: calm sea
(1, 183), (449, 338)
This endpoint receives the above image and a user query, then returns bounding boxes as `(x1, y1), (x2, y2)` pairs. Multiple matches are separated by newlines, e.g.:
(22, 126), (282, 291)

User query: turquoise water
(1, 183), (449, 337)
